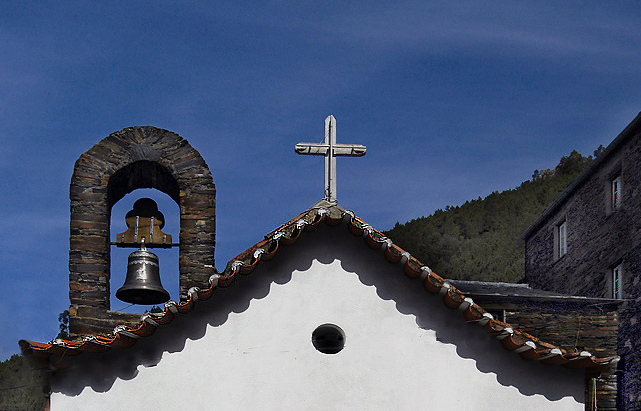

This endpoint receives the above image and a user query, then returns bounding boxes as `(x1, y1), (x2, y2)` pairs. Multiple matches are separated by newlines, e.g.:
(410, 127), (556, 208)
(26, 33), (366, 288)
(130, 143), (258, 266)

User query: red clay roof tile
(20, 203), (617, 371)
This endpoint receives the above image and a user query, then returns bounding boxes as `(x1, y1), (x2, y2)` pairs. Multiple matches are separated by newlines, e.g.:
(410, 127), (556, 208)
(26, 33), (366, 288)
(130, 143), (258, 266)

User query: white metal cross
(295, 115), (366, 204)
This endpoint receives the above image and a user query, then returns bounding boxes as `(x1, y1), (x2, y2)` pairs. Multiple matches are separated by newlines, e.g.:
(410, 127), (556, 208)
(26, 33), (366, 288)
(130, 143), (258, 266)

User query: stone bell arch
(68, 126), (215, 336)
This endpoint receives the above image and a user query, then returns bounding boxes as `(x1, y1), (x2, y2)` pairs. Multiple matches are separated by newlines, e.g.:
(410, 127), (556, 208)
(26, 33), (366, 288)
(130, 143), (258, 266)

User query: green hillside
(385, 150), (594, 282)
(0, 354), (48, 410)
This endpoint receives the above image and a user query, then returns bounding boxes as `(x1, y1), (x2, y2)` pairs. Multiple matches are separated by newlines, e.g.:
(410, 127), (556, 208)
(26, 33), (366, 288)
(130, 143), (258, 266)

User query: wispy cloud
(313, 1), (641, 65)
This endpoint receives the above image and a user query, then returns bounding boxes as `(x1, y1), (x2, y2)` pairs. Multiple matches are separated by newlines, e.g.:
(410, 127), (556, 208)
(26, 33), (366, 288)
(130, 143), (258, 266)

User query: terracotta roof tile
(20, 203), (617, 371)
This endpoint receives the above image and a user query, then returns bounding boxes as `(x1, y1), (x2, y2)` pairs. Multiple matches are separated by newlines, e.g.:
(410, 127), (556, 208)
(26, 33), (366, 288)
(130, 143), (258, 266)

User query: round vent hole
(312, 324), (345, 354)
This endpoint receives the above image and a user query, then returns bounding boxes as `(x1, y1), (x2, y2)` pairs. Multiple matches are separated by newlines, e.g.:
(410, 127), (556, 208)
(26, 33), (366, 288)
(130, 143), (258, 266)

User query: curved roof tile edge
(19, 203), (617, 371)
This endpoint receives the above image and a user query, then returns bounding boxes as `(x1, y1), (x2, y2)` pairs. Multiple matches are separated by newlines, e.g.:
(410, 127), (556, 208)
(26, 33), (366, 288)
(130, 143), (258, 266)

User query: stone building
(522, 112), (641, 409)
(19, 124), (619, 410)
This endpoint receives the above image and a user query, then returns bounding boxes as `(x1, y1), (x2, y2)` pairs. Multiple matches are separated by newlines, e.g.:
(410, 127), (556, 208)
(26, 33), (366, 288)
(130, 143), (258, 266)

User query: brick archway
(69, 126), (215, 335)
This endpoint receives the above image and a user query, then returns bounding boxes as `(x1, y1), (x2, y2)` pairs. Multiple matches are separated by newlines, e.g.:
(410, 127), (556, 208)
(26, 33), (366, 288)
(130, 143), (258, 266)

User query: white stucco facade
(51, 227), (584, 410)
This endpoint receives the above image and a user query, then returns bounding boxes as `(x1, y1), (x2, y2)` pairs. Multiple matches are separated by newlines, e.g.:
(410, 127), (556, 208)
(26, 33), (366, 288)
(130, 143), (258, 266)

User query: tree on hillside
(0, 355), (48, 410)
(385, 150), (592, 282)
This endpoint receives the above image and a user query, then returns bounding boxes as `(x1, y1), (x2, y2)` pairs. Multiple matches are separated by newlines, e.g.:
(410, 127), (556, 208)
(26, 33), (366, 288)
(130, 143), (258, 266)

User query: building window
(611, 175), (622, 211)
(612, 263), (623, 299)
(606, 172), (622, 214)
(557, 221), (567, 258)
(553, 220), (567, 260)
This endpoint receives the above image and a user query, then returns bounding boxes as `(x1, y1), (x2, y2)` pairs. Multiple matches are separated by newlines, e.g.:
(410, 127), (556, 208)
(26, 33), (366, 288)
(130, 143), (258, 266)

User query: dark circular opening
(312, 324), (345, 354)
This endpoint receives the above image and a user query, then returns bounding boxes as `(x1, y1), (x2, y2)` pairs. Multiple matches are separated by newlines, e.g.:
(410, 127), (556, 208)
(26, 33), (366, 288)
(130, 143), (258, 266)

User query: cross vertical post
(295, 115), (366, 204)
(325, 115), (337, 203)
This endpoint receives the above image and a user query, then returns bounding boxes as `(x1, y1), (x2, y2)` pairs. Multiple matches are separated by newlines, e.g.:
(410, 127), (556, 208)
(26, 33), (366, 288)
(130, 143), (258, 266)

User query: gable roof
(20, 201), (616, 371)
(521, 111), (641, 240)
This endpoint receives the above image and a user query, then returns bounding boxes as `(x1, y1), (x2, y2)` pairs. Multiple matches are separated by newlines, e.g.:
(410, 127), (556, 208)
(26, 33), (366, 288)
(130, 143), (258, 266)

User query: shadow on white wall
(53, 225), (584, 404)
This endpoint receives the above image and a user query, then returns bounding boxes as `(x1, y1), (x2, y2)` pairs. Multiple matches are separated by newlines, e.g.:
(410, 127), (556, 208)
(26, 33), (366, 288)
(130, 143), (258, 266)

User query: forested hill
(0, 354), (48, 409)
(385, 150), (596, 283)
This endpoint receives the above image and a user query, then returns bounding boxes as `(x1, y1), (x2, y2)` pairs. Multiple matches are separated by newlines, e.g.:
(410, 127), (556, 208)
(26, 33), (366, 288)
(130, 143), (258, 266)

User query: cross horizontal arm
(334, 144), (366, 156)
(295, 143), (328, 155)
(295, 143), (367, 157)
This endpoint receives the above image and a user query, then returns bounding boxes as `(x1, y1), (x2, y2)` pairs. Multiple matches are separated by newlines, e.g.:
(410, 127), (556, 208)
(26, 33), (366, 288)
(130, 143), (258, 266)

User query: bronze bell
(116, 241), (170, 305)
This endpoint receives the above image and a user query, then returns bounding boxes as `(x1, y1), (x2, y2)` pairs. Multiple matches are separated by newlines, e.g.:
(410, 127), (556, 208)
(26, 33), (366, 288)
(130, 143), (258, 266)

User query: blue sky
(1, 1), (641, 361)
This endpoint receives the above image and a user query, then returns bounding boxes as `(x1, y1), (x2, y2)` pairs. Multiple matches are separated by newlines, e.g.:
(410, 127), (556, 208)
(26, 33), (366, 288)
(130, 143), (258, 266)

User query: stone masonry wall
(524, 119), (641, 409)
(616, 251), (641, 409)
(69, 126), (215, 336)
(524, 144), (630, 297)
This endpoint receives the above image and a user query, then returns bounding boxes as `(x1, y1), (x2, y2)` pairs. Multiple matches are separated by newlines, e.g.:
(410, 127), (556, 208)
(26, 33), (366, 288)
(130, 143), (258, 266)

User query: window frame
(605, 168), (623, 215)
(612, 262), (623, 300)
(553, 219), (567, 261)
(611, 174), (622, 211)
(558, 220), (567, 258)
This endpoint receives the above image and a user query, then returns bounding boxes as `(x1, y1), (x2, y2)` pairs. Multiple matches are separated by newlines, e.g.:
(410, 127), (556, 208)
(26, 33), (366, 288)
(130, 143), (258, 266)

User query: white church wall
(52, 226), (584, 410)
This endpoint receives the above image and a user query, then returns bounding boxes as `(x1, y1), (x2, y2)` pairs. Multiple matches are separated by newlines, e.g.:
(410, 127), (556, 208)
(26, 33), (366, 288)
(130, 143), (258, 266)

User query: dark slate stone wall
(616, 286), (641, 409)
(524, 145), (630, 297)
(69, 126), (215, 336)
(524, 124), (641, 410)
(504, 301), (619, 410)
